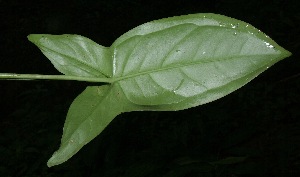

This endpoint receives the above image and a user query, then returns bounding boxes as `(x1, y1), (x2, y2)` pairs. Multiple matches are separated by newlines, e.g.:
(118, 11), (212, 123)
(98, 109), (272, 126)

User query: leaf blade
(28, 34), (112, 77)
(47, 84), (135, 167)
(32, 13), (292, 167)
(112, 14), (291, 108)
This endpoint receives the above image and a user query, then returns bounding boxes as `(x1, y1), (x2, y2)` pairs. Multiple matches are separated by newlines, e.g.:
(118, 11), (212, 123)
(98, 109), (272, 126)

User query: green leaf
(112, 13), (291, 109)
(47, 84), (136, 167)
(26, 13), (291, 167)
(28, 34), (112, 78)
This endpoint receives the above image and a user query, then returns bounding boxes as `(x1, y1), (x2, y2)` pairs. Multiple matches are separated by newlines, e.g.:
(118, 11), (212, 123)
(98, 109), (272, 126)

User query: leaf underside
(27, 13), (291, 167)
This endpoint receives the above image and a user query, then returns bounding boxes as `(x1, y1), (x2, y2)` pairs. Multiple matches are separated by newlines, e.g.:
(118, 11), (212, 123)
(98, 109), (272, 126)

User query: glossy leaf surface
(28, 34), (112, 77)
(113, 24), (287, 109)
(47, 84), (135, 167)
(27, 13), (291, 167)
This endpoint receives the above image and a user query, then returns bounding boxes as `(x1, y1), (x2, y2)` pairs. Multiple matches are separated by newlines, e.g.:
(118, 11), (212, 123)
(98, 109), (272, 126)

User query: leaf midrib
(111, 54), (279, 83)
(123, 59), (276, 110)
(40, 44), (280, 84)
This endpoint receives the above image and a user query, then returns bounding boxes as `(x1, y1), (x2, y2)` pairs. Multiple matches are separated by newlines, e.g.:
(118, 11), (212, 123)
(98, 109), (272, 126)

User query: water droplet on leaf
(264, 42), (274, 49)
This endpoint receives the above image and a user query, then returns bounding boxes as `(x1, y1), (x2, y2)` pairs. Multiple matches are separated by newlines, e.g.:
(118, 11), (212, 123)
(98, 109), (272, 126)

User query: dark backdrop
(0, 0), (299, 176)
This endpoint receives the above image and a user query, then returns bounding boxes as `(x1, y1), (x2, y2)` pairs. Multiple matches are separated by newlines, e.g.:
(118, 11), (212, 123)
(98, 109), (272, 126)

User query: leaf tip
(285, 50), (292, 58)
(280, 48), (292, 61)
(47, 148), (74, 168)
(27, 34), (47, 44)
(27, 34), (37, 43)
(46, 151), (64, 168)
(47, 159), (55, 168)
(46, 137), (84, 167)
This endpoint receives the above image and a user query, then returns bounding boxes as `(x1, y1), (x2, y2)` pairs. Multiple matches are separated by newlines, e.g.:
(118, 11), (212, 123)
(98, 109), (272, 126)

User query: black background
(0, 0), (299, 176)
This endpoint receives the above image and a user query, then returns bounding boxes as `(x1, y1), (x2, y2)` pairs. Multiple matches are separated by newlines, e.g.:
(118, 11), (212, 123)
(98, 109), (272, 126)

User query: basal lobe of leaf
(28, 34), (113, 78)
(47, 84), (136, 167)
(39, 46), (107, 77)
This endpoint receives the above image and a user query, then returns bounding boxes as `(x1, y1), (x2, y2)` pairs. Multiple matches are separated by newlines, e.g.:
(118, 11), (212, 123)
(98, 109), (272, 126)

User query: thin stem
(0, 73), (113, 83)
